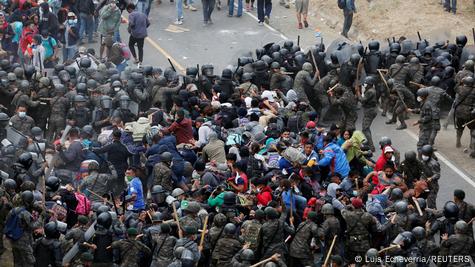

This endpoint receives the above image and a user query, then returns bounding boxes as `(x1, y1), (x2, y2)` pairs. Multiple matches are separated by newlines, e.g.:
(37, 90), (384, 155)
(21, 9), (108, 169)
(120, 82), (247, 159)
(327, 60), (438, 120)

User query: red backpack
(75, 192), (91, 216)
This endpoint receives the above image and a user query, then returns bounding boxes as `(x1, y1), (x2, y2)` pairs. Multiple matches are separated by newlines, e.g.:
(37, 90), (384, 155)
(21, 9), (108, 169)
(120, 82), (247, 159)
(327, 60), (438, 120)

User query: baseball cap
(383, 146), (394, 154)
(306, 121), (316, 129)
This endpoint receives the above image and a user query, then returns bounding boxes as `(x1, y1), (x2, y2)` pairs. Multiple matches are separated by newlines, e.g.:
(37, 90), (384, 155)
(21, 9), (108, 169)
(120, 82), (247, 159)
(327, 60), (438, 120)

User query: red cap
(306, 121), (316, 129)
(351, 198), (363, 209)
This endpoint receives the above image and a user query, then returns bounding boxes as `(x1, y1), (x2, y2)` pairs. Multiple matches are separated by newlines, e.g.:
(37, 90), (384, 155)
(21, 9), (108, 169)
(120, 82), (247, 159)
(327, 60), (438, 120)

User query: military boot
(396, 115), (407, 130)
(456, 129), (463, 148)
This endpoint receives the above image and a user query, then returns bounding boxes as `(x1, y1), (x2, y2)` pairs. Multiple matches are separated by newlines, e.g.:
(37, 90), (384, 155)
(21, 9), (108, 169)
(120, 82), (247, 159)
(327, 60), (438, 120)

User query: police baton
(323, 235), (338, 267)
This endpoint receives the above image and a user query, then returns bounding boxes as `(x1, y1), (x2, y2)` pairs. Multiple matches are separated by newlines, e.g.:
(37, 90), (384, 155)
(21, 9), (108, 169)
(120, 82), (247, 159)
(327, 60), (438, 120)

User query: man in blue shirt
(125, 167), (145, 211)
(40, 30), (58, 68)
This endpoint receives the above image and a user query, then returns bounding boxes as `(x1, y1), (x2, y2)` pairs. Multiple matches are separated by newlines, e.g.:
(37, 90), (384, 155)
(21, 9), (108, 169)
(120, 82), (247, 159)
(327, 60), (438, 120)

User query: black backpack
(247, 155), (265, 181)
(337, 0), (346, 9)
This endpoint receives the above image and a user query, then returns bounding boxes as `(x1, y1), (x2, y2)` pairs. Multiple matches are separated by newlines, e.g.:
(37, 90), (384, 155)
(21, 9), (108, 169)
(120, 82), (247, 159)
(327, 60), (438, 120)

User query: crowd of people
(0, 0), (475, 266)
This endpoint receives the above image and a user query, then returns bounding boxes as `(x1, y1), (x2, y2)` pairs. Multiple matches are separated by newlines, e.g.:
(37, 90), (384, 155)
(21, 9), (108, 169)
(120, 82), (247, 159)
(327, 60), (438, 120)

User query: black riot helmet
(390, 188), (403, 201)
(3, 179), (17, 191)
(430, 76), (441, 86)
(223, 191), (236, 205)
(443, 201), (459, 219)
(44, 221), (60, 239)
(412, 226), (426, 240)
(354, 43), (364, 56)
(54, 64), (65, 74)
(143, 66), (153, 76)
(394, 201), (408, 214)
(79, 57), (92, 68)
(119, 95), (131, 109)
(24, 65), (36, 80)
(290, 45), (300, 54)
(76, 83), (87, 95)
(269, 43), (280, 54)
(241, 249), (254, 262)
(54, 84), (66, 95)
(330, 52), (339, 65)
(0, 112), (9, 128)
(65, 66), (77, 77)
(97, 211), (113, 229)
(392, 231), (415, 250)
(201, 64), (214, 77)
(58, 70), (70, 83)
(21, 190), (34, 206)
(379, 136), (392, 149)
(100, 95), (112, 109)
(261, 55), (272, 66)
(271, 51), (282, 63)
(364, 76), (376, 87)
(256, 48), (266, 60)
(417, 198), (426, 210)
(18, 152), (33, 169)
(224, 223), (237, 235)
(242, 73), (253, 82)
(283, 40), (293, 50)
(390, 42), (401, 53)
(368, 40), (380, 52)
(455, 220), (469, 234)
(186, 66), (198, 78)
(455, 35), (467, 48)
(221, 69), (233, 80)
(46, 176), (60, 192)
(86, 79), (97, 89)
(420, 144), (433, 157)
(404, 150), (417, 162)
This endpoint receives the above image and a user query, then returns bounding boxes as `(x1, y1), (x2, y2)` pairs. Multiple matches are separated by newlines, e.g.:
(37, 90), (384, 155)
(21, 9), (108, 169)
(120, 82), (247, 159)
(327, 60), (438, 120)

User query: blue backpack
(4, 207), (26, 241)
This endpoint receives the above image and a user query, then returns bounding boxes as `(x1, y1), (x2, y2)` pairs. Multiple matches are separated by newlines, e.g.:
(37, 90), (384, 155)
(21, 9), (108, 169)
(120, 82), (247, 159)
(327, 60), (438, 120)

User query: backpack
(247, 155), (265, 180)
(114, 42), (131, 60)
(4, 207), (26, 241)
(242, 220), (262, 250)
(282, 147), (307, 165)
(337, 0), (346, 9)
(75, 192), (91, 216)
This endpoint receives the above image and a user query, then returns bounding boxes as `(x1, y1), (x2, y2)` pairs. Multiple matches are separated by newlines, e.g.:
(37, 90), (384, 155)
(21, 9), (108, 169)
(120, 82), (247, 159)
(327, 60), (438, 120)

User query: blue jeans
(62, 47), (77, 62)
(444, 0), (456, 13)
(137, 0), (149, 14)
(257, 0), (271, 22)
(176, 0), (184, 19)
(79, 13), (94, 42)
(229, 0), (243, 16)
(116, 60), (128, 73)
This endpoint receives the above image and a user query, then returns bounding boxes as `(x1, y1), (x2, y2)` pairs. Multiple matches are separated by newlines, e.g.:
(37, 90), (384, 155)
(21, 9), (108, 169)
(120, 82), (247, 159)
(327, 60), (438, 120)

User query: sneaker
(184, 4), (189, 8)
(304, 20), (308, 27)
(180, 16), (184, 20)
(208, 18), (213, 24)
(189, 5), (197, 10)
(298, 22), (303, 29)
(227, 13), (233, 17)
(174, 19), (183, 25)
(264, 16), (269, 24)
(258, 21), (263, 25)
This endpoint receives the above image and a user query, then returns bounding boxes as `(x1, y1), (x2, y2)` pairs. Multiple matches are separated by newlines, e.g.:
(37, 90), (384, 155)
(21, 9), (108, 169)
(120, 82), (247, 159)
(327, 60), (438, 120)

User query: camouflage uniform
(240, 219), (262, 251)
(174, 237), (201, 263)
(341, 208), (381, 264)
(111, 238), (151, 267)
(331, 87), (358, 131)
(320, 214), (341, 256)
(11, 91), (40, 110)
(180, 215), (202, 231)
(150, 233), (177, 267)
(67, 107), (92, 128)
(239, 81), (259, 98)
(454, 83), (475, 150)
(360, 85), (378, 150)
(417, 99), (434, 151)
(152, 162), (174, 192)
(441, 233), (473, 267)
(293, 68), (318, 104)
(47, 95), (69, 140)
(257, 218), (294, 260)
(7, 206), (38, 267)
(211, 235), (243, 266)
(427, 86), (453, 146)
(0, 187), (13, 253)
(9, 113), (36, 136)
(387, 85), (415, 129)
(79, 164), (118, 203)
(289, 220), (319, 266)
(421, 157), (440, 209)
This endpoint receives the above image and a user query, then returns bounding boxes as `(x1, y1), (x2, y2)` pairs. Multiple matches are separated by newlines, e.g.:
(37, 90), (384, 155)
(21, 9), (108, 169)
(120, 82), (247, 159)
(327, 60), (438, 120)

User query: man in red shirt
(167, 109), (194, 145)
(19, 20), (37, 63)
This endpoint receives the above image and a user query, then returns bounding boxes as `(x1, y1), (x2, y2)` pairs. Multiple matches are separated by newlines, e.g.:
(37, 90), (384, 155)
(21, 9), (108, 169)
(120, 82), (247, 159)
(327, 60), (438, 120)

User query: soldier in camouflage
(360, 76), (379, 151)
(289, 211), (319, 267)
(150, 223), (177, 267)
(211, 223), (243, 266)
(46, 84), (70, 141)
(110, 227), (151, 267)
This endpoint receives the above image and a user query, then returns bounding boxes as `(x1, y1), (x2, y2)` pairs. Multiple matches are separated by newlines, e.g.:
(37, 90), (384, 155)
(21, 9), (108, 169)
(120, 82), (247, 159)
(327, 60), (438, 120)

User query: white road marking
(404, 129), (475, 187)
(234, 3), (289, 40)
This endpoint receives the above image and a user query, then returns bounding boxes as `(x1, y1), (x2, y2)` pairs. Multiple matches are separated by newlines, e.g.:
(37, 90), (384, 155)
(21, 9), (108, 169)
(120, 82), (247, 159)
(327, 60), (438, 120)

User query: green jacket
(208, 192), (225, 208)
(97, 4), (121, 35)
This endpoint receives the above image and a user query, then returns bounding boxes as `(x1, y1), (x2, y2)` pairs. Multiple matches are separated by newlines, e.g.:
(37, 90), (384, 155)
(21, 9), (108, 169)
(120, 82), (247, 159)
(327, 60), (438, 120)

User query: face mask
(417, 96), (423, 102)
(68, 19), (77, 24)
(126, 175), (133, 182)
(114, 87), (121, 92)
(421, 155), (430, 161)
(18, 112), (26, 118)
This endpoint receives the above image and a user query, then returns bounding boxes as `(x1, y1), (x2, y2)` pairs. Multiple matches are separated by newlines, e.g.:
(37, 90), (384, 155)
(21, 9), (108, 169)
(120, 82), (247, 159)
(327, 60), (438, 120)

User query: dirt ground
(311, 0), (475, 43)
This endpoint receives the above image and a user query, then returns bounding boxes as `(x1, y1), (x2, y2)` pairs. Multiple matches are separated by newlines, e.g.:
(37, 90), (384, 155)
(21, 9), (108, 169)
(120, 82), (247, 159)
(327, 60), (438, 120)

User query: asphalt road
(119, 1), (475, 208)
